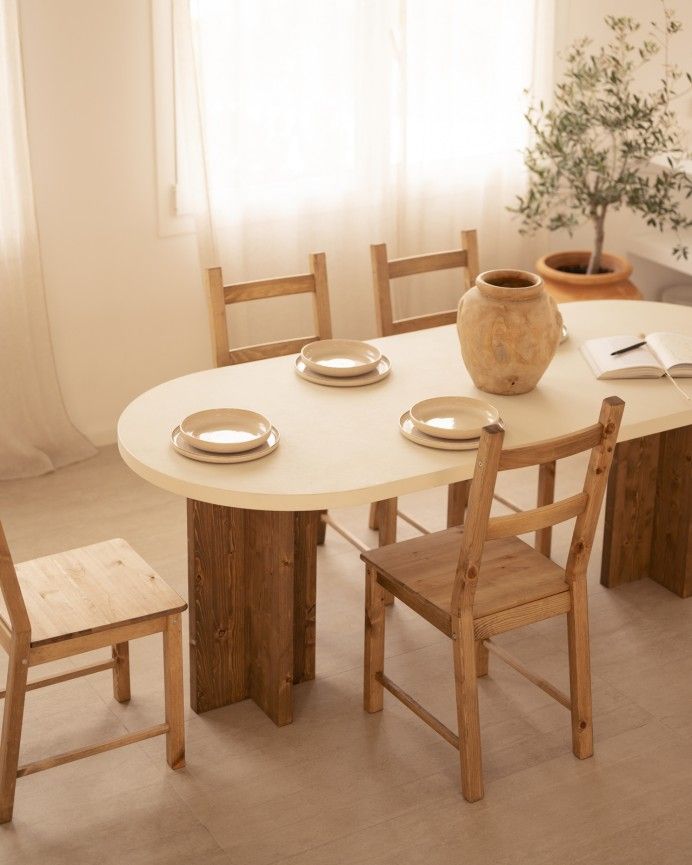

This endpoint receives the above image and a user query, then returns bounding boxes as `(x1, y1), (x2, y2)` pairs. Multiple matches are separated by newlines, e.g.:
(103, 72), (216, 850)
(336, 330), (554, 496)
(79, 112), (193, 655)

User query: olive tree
(511, 3), (692, 275)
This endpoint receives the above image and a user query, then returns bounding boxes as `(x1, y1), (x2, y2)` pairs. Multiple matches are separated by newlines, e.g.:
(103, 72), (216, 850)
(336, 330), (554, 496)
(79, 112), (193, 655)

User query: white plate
(179, 408), (272, 453)
(409, 396), (500, 440)
(399, 411), (481, 451)
(171, 425), (280, 463)
(301, 339), (382, 378)
(295, 355), (391, 387)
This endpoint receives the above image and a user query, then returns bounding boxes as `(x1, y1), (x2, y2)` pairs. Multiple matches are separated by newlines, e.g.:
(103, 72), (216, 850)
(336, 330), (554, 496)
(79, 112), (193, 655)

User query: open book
(581, 332), (692, 379)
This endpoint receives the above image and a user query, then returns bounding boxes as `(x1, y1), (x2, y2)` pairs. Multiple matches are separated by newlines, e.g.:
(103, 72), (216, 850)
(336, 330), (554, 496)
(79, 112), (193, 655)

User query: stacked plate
(171, 408), (279, 463)
(295, 339), (391, 387)
(400, 396), (500, 451)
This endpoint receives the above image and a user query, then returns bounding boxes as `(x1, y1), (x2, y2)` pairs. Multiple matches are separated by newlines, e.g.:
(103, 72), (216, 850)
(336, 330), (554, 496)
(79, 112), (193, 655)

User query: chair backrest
(206, 253), (333, 367)
(0, 523), (30, 639)
(370, 230), (480, 337)
(451, 396), (625, 617)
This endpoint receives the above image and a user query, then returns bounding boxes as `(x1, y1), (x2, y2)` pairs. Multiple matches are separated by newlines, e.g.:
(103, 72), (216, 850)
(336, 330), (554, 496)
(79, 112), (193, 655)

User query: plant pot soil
(536, 251), (641, 303)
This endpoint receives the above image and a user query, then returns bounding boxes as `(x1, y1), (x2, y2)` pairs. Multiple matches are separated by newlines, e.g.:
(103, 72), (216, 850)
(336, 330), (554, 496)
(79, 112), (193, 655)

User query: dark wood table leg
(187, 501), (318, 724)
(601, 424), (691, 597)
(447, 480), (470, 528)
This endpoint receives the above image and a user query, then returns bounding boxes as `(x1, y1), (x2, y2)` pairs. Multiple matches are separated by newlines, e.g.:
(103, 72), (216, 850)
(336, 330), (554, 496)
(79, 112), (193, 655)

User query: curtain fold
(174, 0), (554, 349)
(0, 0), (96, 480)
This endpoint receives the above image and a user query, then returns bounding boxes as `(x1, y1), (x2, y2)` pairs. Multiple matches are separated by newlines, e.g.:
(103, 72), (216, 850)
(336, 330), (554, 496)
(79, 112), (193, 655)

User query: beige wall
(19, 0), (208, 445)
(17, 0), (692, 445)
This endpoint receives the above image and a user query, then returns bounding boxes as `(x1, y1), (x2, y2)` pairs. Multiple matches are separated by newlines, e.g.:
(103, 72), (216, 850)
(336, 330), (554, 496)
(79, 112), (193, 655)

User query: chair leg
(535, 461), (556, 557)
(163, 613), (185, 770)
(317, 510), (327, 545)
(0, 636), (30, 823)
(368, 502), (379, 531)
(376, 499), (397, 606)
(364, 565), (386, 713)
(567, 581), (593, 760)
(452, 616), (484, 802)
(475, 640), (489, 678)
(447, 480), (470, 528)
(112, 642), (131, 703)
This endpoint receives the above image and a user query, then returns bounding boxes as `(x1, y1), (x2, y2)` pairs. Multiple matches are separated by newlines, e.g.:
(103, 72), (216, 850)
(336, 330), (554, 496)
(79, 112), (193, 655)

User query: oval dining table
(118, 300), (692, 726)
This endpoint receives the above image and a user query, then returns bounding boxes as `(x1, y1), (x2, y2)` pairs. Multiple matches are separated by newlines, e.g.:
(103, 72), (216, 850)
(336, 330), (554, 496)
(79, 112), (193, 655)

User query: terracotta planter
(536, 251), (641, 303)
(457, 269), (562, 395)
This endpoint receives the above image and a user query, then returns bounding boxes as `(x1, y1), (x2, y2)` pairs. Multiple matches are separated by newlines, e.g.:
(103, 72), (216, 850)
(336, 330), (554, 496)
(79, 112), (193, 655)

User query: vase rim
(476, 269), (543, 301)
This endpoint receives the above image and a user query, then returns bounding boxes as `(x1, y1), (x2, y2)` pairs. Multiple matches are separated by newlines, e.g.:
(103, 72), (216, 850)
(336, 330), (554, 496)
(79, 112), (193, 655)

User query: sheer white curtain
(0, 0), (95, 479)
(174, 0), (554, 348)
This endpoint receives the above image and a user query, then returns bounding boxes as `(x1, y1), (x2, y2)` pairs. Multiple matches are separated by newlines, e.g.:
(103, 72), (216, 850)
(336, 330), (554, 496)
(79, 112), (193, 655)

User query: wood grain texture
(16, 724), (170, 779)
(0, 538), (186, 649)
(247, 510), (295, 726)
(293, 512), (318, 683)
(187, 499), (246, 713)
(370, 230), (478, 338)
(0, 524), (186, 823)
(0, 634), (29, 823)
(447, 480), (470, 529)
(206, 256), (333, 369)
(28, 616), (167, 666)
(163, 613), (186, 769)
(111, 641), (131, 703)
(187, 500), (317, 724)
(360, 399), (623, 801)
(364, 565), (385, 713)
(0, 661), (114, 699)
(536, 461), (556, 556)
(453, 612), (484, 801)
(651, 424), (692, 597)
(601, 433), (660, 588)
(378, 672), (459, 748)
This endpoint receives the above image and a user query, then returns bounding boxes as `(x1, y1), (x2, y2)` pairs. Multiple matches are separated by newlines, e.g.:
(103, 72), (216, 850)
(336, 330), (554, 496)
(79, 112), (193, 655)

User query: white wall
(19, 0), (208, 445)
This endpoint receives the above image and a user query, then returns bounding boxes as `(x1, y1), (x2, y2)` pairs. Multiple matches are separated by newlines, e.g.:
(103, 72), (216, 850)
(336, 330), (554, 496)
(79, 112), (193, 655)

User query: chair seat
(362, 527), (569, 638)
(0, 538), (186, 648)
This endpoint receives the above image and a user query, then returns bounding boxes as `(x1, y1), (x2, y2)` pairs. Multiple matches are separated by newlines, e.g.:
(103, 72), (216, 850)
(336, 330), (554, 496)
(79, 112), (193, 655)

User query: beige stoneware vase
(457, 269), (562, 395)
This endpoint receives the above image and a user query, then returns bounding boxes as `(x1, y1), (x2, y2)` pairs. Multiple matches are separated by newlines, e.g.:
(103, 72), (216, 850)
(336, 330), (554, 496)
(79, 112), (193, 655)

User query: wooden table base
(601, 425), (692, 597)
(187, 500), (318, 724)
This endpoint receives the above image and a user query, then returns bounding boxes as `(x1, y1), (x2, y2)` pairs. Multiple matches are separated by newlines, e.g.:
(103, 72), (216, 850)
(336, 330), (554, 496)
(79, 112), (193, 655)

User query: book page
(646, 332), (692, 372)
(582, 335), (662, 377)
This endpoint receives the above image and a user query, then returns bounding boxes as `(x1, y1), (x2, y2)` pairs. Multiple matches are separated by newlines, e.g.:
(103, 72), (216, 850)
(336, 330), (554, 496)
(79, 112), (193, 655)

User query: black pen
(610, 340), (647, 356)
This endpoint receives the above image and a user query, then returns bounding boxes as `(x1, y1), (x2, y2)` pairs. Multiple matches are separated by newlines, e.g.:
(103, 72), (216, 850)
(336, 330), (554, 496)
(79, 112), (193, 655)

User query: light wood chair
(368, 231), (483, 546)
(0, 527), (187, 823)
(361, 396), (624, 801)
(205, 256), (371, 556)
(206, 253), (332, 367)
(368, 231), (557, 560)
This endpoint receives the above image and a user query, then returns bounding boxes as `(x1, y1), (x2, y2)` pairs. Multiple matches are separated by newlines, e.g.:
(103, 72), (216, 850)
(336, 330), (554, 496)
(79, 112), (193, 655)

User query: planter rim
(536, 251), (633, 287)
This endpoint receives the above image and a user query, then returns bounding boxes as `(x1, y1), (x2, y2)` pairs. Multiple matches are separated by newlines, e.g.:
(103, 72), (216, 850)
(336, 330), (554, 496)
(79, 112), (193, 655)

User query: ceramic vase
(457, 269), (562, 395)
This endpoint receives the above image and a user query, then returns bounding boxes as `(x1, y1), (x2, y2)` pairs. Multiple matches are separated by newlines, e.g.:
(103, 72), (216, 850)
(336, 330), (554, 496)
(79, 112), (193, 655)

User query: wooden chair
(368, 231), (482, 545)
(0, 527), (187, 823)
(368, 231), (557, 560)
(206, 253), (332, 367)
(361, 396), (624, 801)
(205, 256), (370, 556)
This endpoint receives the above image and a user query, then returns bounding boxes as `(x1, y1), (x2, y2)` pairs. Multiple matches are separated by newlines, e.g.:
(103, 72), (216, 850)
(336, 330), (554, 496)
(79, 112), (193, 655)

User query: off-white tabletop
(117, 301), (692, 511)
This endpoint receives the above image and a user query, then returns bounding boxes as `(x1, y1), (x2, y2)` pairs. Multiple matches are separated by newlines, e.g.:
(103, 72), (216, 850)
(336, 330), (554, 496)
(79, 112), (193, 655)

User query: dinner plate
(179, 408), (272, 453)
(295, 355), (391, 387)
(171, 425), (280, 463)
(399, 412), (481, 451)
(408, 396), (500, 440)
(301, 339), (382, 378)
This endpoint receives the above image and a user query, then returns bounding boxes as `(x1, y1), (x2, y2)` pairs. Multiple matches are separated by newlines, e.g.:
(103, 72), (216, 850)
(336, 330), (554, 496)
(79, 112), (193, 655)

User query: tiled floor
(0, 446), (690, 864)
